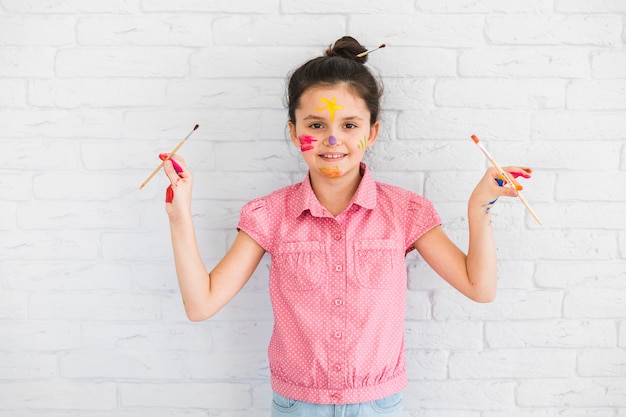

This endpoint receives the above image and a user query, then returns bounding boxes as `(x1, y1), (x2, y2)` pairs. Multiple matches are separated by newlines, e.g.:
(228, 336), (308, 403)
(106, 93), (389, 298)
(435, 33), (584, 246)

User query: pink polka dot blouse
(237, 164), (441, 405)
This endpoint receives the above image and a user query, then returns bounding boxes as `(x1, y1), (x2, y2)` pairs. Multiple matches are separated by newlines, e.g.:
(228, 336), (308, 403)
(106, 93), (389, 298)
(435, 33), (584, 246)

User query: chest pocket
(354, 239), (400, 289)
(273, 241), (325, 291)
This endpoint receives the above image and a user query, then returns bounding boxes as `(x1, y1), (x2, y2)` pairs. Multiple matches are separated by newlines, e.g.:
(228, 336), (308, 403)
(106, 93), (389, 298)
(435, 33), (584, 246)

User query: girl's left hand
(469, 166), (532, 209)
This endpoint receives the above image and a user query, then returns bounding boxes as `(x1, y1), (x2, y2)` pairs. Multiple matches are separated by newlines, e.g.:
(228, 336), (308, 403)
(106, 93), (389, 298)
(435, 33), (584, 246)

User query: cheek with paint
(358, 136), (367, 152)
(319, 166), (342, 178)
(298, 135), (317, 152)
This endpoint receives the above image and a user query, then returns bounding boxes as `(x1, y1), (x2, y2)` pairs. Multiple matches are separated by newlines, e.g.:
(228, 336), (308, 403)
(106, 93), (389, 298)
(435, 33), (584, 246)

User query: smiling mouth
(319, 153), (345, 159)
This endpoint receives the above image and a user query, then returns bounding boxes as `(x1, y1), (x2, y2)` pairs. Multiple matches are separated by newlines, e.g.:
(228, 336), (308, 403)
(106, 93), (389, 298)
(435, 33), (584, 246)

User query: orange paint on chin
(319, 166), (342, 178)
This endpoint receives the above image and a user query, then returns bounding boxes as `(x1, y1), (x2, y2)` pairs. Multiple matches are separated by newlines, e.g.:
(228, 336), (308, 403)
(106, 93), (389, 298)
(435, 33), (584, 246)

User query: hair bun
(324, 36), (369, 64)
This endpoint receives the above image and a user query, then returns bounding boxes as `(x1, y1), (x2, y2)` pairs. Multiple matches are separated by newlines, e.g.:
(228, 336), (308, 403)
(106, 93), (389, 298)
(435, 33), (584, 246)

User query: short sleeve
(237, 197), (272, 252)
(405, 195), (442, 254)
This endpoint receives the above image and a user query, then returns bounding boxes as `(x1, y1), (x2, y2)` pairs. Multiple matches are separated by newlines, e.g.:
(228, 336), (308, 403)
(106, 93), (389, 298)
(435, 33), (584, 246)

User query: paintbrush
(139, 124), (199, 189)
(356, 44), (386, 58)
(471, 135), (542, 225)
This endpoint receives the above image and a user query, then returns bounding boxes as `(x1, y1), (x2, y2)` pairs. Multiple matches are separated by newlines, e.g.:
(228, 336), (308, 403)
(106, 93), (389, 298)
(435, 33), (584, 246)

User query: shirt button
(334, 331), (342, 339)
(334, 299), (343, 306)
(333, 364), (341, 371)
(331, 392), (342, 403)
(335, 265), (343, 272)
(334, 233), (342, 240)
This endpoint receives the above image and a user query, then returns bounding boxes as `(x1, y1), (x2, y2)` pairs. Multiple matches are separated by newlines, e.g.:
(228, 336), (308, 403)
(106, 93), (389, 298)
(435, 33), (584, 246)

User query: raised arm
(163, 156), (265, 321)
(414, 166), (531, 303)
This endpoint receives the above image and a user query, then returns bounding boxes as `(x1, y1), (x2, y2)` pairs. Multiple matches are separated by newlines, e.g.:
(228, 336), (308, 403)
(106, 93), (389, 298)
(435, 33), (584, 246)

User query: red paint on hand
(510, 171), (531, 179)
(159, 153), (183, 173)
(165, 185), (174, 203)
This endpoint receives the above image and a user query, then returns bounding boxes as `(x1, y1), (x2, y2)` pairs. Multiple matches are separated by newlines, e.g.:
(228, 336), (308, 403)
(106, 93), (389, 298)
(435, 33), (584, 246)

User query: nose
(328, 135), (337, 146)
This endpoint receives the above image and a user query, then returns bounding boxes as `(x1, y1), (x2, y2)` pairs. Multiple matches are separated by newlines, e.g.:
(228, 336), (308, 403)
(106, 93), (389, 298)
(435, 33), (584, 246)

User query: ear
(366, 121), (380, 147)
(288, 121), (300, 148)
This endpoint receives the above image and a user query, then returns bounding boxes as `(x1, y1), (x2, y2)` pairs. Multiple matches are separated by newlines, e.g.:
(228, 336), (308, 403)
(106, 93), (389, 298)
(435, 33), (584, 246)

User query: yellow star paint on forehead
(316, 97), (343, 122)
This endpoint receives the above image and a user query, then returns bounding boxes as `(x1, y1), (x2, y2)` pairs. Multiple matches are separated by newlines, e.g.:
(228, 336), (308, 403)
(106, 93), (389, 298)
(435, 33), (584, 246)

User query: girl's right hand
(161, 154), (193, 220)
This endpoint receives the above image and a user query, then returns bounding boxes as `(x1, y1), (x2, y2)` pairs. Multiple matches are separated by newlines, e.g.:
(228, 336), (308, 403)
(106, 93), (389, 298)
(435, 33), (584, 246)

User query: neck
(309, 170), (363, 217)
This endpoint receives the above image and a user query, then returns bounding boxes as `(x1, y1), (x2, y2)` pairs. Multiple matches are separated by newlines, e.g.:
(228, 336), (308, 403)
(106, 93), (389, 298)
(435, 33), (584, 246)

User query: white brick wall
(0, 1), (624, 415)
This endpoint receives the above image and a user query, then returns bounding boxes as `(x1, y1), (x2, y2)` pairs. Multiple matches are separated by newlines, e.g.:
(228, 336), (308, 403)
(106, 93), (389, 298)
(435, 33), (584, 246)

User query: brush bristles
(356, 44), (386, 58)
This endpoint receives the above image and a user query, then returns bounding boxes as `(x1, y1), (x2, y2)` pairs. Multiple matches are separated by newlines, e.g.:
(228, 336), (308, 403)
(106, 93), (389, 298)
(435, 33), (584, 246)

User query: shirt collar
(292, 163), (377, 218)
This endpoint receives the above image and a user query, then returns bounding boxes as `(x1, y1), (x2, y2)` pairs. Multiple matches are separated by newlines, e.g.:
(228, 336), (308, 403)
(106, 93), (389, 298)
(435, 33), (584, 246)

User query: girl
(161, 36), (531, 416)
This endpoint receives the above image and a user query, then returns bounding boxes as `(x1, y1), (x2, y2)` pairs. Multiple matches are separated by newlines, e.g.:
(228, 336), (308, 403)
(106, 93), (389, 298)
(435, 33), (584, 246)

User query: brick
(433, 289), (563, 321)
(56, 47), (190, 77)
(143, 0), (278, 13)
(190, 46), (317, 78)
(568, 80), (626, 110)
(77, 15), (212, 46)
(0, 352), (58, 379)
(374, 48), (457, 77)
(0, 291), (28, 320)
(0, 231), (99, 260)
(460, 47), (589, 78)
(556, 0), (626, 12)
(213, 15), (346, 46)
(0, 79), (26, 107)
(405, 321), (483, 350)
(486, 320), (617, 348)
(397, 109), (533, 141)
(517, 378), (626, 407)
(29, 293), (162, 320)
(2, 139), (78, 170)
(578, 349), (626, 376)
(0, 322), (81, 351)
(284, 0), (414, 13)
(3, 262), (133, 291)
(435, 79), (566, 109)
(17, 201), (141, 230)
(0, 47), (55, 77)
(210, 321), (273, 352)
(82, 322), (213, 351)
(60, 351), (186, 379)
(417, 0), (552, 12)
(0, 382), (117, 410)
(592, 51), (626, 78)
(166, 79), (284, 109)
(403, 380), (515, 410)
(405, 349), (448, 380)
(538, 203), (626, 229)
(533, 110), (626, 141)
(450, 349), (576, 379)
(535, 261), (626, 289)
(486, 15), (622, 45)
(406, 290), (432, 320)
(564, 289), (626, 318)
(2, 0), (141, 13)
(556, 172), (626, 202)
(30, 78), (167, 108)
(0, 109), (123, 138)
(0, 16), (75, 46)
(351, 15), (486, 47)
(119, 382), (251, 409)
(185, 351), (268, 379)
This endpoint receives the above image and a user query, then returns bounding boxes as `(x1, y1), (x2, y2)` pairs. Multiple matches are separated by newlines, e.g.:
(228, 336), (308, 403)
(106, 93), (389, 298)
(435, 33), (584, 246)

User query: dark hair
(287, 36), (383, 126)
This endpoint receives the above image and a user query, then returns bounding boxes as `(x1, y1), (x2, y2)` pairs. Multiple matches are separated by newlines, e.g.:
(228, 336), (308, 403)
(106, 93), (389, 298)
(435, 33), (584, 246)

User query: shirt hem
(271, 372), (408, 405)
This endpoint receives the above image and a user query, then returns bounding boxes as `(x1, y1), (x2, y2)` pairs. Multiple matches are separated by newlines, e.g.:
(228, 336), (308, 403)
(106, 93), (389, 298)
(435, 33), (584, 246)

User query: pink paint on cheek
(298, 135), (317, 152)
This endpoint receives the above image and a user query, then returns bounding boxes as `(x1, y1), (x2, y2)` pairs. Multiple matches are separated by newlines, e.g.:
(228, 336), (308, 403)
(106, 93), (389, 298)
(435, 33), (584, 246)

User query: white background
(1, 0), (625, 415)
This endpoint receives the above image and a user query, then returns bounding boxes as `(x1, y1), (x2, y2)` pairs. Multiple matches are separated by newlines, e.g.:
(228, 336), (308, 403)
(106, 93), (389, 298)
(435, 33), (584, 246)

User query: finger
(165, 184), (174, 203)
(159, 153), (184, 173)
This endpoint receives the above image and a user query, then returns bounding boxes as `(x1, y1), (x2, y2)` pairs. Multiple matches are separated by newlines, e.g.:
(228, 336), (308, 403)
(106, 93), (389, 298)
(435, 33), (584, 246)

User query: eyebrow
(302, 114), (365, 122)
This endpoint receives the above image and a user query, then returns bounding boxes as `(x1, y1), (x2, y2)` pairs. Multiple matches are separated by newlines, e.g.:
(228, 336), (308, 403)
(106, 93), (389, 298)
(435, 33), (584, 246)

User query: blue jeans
(271, 391), (403, 417)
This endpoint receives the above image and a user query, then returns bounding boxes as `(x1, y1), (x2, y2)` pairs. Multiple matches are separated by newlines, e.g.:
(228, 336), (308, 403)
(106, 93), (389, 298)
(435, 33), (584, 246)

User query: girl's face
(288, 83), (379, 182)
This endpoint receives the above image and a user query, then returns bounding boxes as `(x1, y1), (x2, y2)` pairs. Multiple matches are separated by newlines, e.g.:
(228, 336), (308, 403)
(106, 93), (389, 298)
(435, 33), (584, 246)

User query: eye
(309, 123), (324, 129)
(344, 123), (357, 129)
